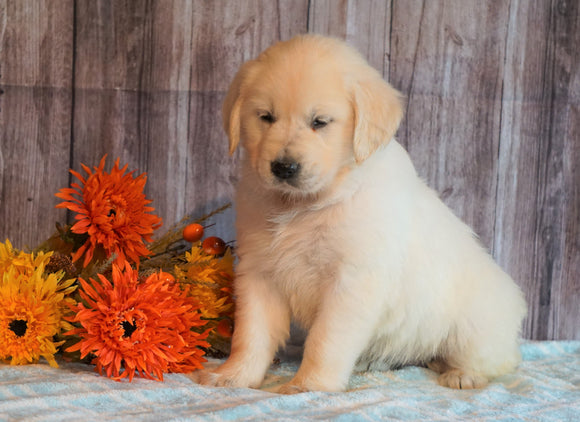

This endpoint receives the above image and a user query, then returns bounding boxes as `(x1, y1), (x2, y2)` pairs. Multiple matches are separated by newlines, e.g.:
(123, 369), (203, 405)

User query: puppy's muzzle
(271, 159), (301, 182)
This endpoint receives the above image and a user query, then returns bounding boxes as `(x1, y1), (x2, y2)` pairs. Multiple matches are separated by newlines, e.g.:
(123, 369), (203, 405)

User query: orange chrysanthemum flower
(55, 156), (162, 267)
(65, 261), (209, 381)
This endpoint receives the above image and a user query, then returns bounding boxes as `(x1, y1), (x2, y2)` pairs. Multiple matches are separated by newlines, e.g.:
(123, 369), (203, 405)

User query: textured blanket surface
(1, 341), (578, 421)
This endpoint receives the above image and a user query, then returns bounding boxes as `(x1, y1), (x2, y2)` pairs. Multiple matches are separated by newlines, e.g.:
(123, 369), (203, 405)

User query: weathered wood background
(0, 0), (578, 340)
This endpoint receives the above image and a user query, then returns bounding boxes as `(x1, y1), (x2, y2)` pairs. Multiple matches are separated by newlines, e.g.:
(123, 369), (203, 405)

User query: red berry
(216, 319), (233, 337)
(202, 236), (226, 255)
(183, 223), (204, 242)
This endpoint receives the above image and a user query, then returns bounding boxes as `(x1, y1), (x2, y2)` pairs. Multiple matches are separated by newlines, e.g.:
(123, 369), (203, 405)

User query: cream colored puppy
(199, 34), (527, 393)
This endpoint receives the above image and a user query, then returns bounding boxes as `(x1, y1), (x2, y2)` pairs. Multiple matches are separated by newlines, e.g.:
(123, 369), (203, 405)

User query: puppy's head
(223, 34), (403, 198)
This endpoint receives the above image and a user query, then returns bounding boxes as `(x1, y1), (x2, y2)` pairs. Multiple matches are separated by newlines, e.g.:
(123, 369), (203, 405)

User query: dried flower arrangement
(0, 156), (234, 381)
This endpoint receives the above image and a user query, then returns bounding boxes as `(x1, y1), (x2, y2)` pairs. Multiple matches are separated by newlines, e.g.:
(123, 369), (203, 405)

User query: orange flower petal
(55, 156), (162, 268)
(64, 264), (209, 382)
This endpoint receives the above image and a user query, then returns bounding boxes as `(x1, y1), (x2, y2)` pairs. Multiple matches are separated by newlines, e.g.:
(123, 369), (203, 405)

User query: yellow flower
(174, 245), (235, 319)
(186, 284), (233, 319)
(0, 248), (76, 367)
(182, 246), (234, 285)
(0, 239), (52, 277)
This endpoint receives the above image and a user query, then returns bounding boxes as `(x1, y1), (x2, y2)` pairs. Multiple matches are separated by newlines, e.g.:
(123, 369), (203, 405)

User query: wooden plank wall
(0, 0), (578, 340)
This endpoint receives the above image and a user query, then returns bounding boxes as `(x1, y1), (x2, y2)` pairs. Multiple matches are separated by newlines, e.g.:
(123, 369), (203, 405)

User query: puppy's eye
(259, 112), (276, 124)
(311, 118), (329, 130)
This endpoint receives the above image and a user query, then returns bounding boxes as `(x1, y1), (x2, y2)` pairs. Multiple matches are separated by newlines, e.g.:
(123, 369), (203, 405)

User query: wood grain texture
(494, 0), (580, 340)
(73, 0), (196, 233)
(390, 0), (510, 250)
(0, 0), (578, 339)
(190, 0), (309, 92)
(309, 0), (391, 74)
(0, 0), (73, 249)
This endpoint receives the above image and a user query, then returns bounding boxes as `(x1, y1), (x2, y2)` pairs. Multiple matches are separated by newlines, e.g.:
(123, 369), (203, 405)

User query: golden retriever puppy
(199, 34), (527, 393)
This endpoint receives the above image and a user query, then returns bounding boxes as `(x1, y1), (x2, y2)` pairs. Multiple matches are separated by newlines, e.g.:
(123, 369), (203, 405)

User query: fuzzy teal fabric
(1, 341), (578, 421)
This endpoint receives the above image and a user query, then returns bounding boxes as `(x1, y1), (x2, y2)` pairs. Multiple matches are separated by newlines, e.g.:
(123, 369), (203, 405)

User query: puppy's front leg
(198, 274), (290, 388)
(278, 278), (383, 393)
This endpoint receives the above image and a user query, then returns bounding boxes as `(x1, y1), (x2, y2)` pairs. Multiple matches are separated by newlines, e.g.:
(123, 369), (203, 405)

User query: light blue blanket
(1, 341), (578, 421)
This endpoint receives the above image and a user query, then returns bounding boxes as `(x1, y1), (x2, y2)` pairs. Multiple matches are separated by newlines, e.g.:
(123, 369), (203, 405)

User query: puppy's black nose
(271, 160), (300, 180)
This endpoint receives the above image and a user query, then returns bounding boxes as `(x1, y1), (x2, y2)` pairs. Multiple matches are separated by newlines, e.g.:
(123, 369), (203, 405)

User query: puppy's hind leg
(429, 269), (525, 390)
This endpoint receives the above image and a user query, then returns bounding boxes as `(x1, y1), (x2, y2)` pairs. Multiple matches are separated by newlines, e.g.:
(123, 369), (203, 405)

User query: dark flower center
(121, 320), (137, 338)
(9, 319), (28, 337)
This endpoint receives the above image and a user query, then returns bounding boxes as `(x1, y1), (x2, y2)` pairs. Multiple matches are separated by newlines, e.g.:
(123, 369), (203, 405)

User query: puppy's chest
(264, 214), (340, 325)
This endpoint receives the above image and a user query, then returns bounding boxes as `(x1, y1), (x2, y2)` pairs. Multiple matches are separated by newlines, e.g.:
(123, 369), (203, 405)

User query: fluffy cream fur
(198, 34), (527, 393)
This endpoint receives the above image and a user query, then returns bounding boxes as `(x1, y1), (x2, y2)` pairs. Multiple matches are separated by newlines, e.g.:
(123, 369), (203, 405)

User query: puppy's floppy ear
(222, 60), (257, 155)
(351, 71), (404, 163)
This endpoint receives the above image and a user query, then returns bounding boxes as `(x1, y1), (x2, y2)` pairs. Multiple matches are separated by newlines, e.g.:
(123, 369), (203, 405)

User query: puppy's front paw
(437, 369), (488, 389)
(194, 367), (261, 389)
(196, 370), (238, 388)
(276, 375), (345, 394)
(277, 382), (310, 395)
